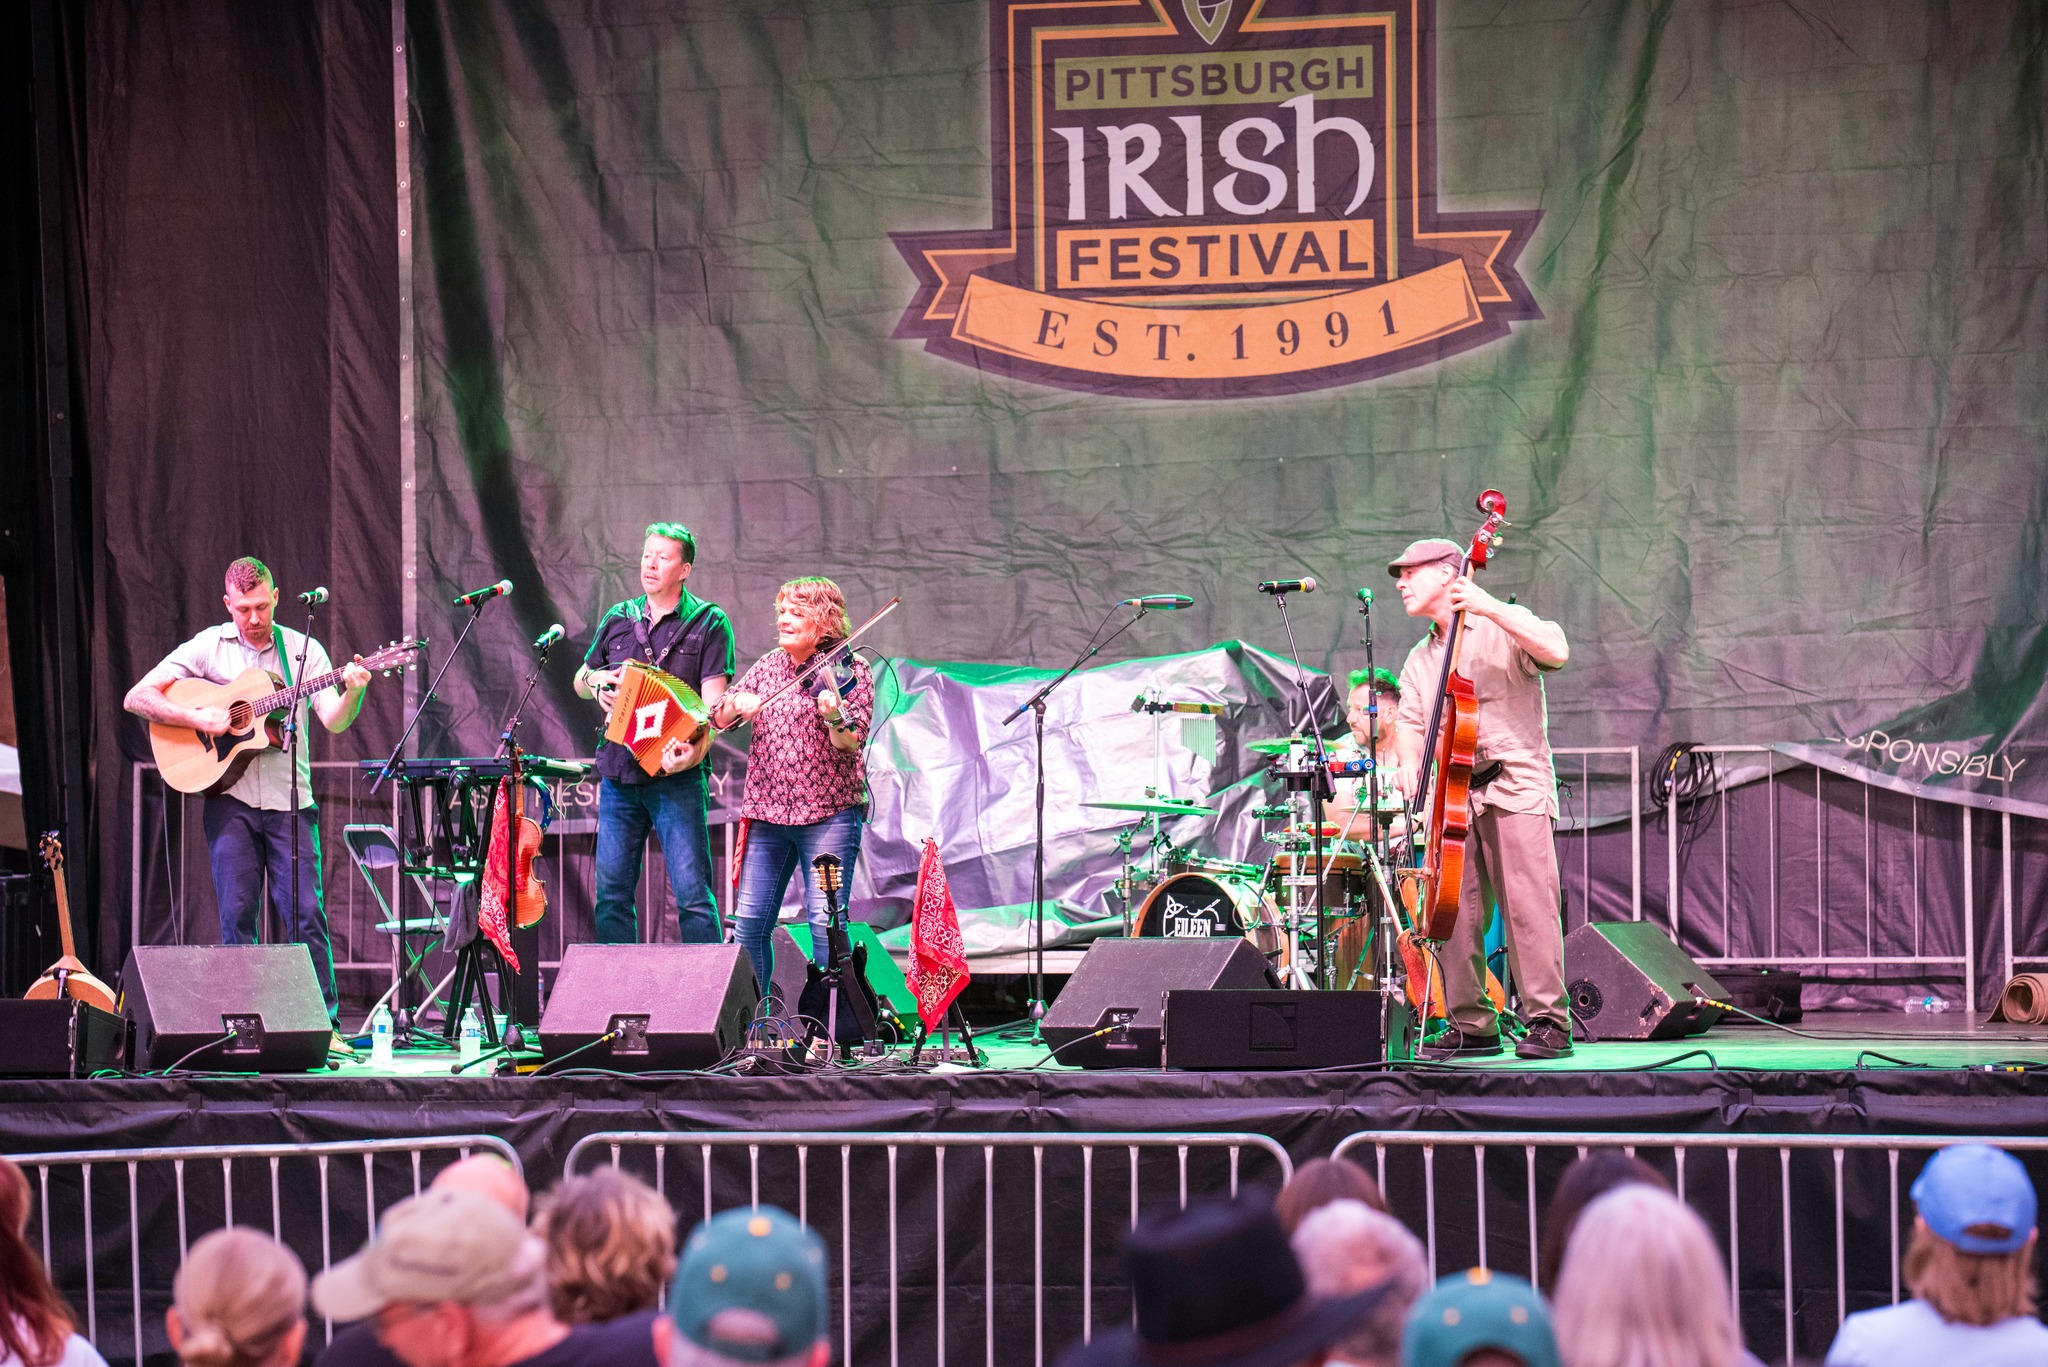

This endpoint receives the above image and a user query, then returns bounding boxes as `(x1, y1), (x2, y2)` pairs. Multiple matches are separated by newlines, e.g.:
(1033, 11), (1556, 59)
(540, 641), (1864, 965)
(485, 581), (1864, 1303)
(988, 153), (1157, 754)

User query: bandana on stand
(909, 838), (970, 1030)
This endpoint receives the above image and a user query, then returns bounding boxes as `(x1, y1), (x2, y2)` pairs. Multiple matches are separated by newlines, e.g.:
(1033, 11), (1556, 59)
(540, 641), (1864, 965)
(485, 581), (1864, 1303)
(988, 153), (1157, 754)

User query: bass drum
(1133, 872), (1284, 958)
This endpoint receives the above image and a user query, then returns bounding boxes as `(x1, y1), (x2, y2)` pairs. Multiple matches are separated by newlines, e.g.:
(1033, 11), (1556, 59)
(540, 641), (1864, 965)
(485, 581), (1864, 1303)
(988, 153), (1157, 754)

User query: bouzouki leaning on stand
(149, 639), (424, 795)
(28, 833), (116, 1012)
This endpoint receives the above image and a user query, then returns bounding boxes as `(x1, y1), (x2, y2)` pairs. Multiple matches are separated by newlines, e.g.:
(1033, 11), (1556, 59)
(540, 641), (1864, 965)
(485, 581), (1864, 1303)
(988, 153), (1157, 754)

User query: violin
(488, 748), (549, 930)
(1404, 490), (1510, 943)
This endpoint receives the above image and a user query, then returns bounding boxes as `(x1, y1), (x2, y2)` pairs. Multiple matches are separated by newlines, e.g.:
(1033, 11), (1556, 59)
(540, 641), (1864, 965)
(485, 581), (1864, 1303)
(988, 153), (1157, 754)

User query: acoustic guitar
(27, 833), (116, 1011)
(148, 639), (423, 794)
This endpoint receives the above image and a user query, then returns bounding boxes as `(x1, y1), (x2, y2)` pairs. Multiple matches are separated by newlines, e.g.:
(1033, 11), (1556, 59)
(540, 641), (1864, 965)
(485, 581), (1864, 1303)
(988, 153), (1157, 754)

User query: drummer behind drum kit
(1084, 728), (1401, 995)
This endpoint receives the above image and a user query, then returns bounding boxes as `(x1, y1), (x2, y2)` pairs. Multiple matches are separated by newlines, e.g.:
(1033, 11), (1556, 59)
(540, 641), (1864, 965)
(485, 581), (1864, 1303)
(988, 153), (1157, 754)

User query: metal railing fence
(1332, 1128), (2048, 1366)
(565, 1130), (1293, 1367)
(10, 1135), (520, 1366)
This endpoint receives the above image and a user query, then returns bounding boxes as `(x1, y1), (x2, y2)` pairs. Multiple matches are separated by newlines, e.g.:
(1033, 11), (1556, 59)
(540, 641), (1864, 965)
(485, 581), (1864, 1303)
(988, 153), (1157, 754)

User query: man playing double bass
(1388, 538), (1573, 1061)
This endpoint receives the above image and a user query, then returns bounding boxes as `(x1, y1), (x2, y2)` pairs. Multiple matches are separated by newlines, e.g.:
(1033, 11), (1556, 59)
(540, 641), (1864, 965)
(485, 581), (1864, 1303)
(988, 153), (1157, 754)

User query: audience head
(168, 1228), (308, 1367)
(311, 1187), (554, 1367)
(663, 1205), (829, 1367)
(1550, 1184), (1741, 1367)
(1058, 1190), (1388, 1367)
(1905, 1142), (2039, 1325)
(1277, 1156), (1389, 1234)
(430, 1152), (530, 1223)
(1292, 1199), (1428, 1367)
(1402, 1269), (1558, 1367)
(535, 1168), (679, 1324)
(0, 1155), (78, 1367)
(1535, 1149), (1668, 1291)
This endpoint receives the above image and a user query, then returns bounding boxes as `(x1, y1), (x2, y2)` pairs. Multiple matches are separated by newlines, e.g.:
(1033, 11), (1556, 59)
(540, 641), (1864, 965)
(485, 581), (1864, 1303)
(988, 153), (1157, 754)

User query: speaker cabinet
(0, 1000), (126, 1077)
(121, 945), (332, 1072)
(538, 944), (759, 1071)
(1564, 921), (1727, 1041)
(1163, 990), (1389, 1069)
(1042, 938), (1277, 1069)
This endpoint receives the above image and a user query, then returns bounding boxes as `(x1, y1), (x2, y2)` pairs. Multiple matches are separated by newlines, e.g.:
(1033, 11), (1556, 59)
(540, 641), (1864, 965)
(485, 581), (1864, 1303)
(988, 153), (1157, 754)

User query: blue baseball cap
(1911, 1144), (2037, 1255)
(670, 1206), (829, 1363)
(1402, 1268), (1559, 1367)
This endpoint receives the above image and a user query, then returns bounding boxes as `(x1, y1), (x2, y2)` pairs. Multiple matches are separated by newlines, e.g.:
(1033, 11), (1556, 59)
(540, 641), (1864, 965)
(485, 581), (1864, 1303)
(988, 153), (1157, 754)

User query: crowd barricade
(565, 1129), (1292, 1367)
(1332, 1128), (2048, 1365)
(9, 1135), (520, 1366)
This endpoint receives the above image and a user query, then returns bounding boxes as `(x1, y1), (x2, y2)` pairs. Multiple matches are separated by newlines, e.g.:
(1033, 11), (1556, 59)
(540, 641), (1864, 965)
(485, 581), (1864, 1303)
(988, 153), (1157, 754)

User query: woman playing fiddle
(711, 577), (875, 1000)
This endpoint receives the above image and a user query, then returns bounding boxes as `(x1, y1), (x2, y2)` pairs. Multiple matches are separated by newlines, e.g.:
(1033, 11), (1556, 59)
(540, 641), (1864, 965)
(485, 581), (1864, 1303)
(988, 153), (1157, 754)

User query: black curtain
(1, 0), (402, 976)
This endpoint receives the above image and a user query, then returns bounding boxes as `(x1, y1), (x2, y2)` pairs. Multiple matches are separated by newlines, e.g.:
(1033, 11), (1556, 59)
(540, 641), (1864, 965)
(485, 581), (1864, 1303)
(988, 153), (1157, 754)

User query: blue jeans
(202, 795), (339, 1025)
(733, 809), (864, 999)
(594, 773), (721, 944)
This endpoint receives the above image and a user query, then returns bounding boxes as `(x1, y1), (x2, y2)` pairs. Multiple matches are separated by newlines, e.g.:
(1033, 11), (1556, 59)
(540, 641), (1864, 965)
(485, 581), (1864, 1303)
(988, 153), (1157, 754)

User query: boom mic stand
(287, 596), (318, 978)
(1003, 601), (1153, 1038)
(368, 594), (496, 795)
(468, 629), (558, 1052)
(1268, 587), (1334, 989)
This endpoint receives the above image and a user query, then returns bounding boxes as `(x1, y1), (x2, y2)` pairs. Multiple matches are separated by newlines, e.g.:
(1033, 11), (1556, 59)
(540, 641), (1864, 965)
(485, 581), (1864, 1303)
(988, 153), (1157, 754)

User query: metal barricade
(9, 1135), (521, 1366)
(565, 1130), (1293, 1367)
(1331, 1128), (2048, 1365)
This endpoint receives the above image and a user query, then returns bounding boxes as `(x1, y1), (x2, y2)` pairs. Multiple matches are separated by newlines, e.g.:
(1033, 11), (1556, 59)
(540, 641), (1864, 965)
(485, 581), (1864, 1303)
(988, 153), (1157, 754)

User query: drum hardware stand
(1266, 585), (1335, 989)
(1003, 602), (1154, 1038)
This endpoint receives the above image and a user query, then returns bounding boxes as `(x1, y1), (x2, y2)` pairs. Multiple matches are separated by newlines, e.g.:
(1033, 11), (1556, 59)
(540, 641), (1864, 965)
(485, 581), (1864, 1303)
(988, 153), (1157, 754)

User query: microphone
(1257, 577), (1317, 595)
(298, 587), (329, 606)
(532, 624), (566, 651)
(1118, 594), (1194, 610)
(1356, 587), (1373, 605)
(452, 580), (513, 608)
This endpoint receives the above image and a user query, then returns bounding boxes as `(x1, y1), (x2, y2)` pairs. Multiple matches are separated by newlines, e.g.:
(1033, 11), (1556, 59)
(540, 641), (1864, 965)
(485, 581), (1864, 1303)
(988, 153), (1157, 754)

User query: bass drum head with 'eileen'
(1134, 873), (1279, 952)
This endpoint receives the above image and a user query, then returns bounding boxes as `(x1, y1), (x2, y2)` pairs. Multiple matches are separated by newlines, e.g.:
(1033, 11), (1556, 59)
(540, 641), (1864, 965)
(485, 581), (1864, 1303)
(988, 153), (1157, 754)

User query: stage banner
(404, 0), (2048, 829)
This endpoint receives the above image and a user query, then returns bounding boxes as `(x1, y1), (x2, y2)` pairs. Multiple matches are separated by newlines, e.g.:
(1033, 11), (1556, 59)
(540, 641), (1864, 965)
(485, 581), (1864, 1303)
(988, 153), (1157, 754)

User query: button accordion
(602, 661), (710, 775)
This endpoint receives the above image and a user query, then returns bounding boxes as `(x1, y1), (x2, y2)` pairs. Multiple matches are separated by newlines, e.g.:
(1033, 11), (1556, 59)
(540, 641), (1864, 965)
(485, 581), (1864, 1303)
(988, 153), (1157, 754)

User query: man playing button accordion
(574, 523), (735, 946)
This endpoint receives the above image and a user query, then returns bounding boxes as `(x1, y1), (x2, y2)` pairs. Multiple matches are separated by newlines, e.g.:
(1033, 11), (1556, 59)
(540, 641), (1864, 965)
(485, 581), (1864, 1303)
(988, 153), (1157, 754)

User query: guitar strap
(631, 595), (710, 679)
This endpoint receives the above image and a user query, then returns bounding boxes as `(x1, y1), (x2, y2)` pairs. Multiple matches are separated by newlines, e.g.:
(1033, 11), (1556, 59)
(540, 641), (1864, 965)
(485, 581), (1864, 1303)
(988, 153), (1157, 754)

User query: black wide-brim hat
(1055, 1191), (1393, 1367)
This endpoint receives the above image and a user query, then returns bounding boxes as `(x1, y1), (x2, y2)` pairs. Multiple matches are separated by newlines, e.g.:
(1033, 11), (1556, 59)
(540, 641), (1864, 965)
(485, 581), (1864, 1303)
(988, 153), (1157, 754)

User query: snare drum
(1266, 850), (1371, 910)
(1134, 872), (1284, 956)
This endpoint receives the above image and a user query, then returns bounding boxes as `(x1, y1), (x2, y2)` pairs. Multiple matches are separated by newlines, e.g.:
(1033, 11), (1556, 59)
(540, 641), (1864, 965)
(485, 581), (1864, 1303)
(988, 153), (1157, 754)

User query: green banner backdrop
(405, 0), (2047, 820)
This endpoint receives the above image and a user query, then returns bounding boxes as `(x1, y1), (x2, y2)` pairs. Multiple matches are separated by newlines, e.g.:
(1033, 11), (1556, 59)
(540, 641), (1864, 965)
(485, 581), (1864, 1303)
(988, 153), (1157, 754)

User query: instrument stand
(910, 1002), (979, 1066)
(1268, 589), (1335, 989)
(1002, 603), (1150, 1038)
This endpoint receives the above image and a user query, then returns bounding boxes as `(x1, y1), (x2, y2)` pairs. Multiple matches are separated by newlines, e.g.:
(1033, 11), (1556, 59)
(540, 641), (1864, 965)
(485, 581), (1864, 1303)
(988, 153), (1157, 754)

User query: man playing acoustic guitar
(1389, 538), (1573, 1061)
(574, 522), (734, 946)
(124, 557), (372, 1043)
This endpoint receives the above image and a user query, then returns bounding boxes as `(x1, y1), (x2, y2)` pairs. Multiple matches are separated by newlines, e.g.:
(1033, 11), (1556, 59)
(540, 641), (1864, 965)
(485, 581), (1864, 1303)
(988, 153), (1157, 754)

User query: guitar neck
(52, 867), (78, 962)
(252, 664), (352, 716)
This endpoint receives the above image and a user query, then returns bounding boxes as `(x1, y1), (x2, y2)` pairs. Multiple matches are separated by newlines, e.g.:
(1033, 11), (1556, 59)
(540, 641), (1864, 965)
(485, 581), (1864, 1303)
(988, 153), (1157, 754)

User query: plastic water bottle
(368, 1005), (394, 1068)
(1904, 994), (1949, 1014)
(459, 1008), (484, 1063)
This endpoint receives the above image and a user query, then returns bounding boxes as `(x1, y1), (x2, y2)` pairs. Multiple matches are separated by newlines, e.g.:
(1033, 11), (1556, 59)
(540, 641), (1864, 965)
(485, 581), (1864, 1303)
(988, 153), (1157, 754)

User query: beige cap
(1386, 538), (1464, 576)
(310, 1187), (532, 1322)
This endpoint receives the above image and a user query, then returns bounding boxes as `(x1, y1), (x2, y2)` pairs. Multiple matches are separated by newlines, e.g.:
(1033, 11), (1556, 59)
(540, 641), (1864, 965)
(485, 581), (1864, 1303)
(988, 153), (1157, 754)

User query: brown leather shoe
(1515, 1019), (1574, 1060)
(1420, 1027), (1503, 1060)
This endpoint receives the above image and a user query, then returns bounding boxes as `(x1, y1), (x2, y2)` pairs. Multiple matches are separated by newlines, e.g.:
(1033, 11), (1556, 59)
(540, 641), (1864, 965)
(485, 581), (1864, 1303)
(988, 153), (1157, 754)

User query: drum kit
(1084, 730), (1404, 993)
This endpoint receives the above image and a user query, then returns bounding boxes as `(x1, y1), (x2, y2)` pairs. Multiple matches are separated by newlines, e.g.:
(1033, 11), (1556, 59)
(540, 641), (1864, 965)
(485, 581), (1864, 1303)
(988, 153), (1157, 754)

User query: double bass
(1403, 490), (1511, 944)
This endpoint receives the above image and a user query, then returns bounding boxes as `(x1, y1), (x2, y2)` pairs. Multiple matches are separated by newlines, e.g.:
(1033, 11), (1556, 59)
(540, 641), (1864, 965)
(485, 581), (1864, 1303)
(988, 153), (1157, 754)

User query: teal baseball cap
(1402, 1268), (1559, 1367)
(1911, 1144), (2037, 1255)
(670, 1206), (829, 1363)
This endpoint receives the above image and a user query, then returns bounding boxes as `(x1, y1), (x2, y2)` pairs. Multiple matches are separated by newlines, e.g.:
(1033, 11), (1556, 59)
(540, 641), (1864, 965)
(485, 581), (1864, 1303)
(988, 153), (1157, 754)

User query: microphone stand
(477, 633), (556, 1052)
(1003, 602), (1152, 1037)
(1358, 589), (1401, 1047)
(288, 599), (317, 970)
(369, 597), (493, 794)
(1269, 589), (1333, 990)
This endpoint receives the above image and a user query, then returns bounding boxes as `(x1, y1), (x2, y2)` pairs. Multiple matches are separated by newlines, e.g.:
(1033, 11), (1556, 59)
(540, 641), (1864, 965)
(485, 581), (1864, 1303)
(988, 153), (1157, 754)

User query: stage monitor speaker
(538, 944), (759, 1071)
(1042, 938), (1277, 1069)
(0, 999), (126, 1077)
(1163, 990), (1388, 1069)
(1564, 921), (1728, 1041)
(121, 945), (332, 1072)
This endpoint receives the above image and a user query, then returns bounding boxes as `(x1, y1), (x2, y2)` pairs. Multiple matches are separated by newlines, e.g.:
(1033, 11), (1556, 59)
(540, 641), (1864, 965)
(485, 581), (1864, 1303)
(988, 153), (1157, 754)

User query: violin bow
(729, 596), (902, 725)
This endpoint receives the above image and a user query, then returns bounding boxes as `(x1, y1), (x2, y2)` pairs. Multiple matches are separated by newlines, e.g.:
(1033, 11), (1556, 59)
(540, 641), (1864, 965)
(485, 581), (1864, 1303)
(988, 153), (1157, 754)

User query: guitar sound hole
(226, 701), (253, 732)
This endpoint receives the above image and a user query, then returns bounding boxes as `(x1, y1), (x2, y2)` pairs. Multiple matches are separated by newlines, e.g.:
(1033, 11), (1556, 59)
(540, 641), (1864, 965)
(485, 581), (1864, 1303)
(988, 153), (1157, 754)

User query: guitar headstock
(38, 830), (62, 873)
(1466, 489), (1511, 571)
(361, 638), (428, 675)
(811, 853), (843, 896)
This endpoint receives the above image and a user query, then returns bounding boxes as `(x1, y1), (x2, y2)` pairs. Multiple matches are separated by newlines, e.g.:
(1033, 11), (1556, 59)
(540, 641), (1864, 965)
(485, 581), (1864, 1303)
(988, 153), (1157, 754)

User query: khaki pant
(1441, 806), (1565, 1034)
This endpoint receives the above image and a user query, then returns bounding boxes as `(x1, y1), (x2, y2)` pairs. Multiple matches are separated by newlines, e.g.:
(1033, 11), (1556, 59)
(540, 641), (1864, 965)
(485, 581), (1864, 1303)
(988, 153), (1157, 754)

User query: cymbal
(1082, 797), (1218, 817)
